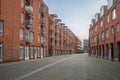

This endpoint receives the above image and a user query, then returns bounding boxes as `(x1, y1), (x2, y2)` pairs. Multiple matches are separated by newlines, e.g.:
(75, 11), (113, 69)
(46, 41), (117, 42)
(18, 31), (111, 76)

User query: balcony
(50, 24), (54, 30)
(41, 19), (46, 24)
(25, 5), (33, 14)
(41, 41), (46, 45)
(50, 34), (54, 38)
(26, 38), (31, 43)
(26, 20), (33, 27)
(50, 27), (54, 30)
(41, 29), (46, 34)
(41, 7), (46, 13)
(50, 42), (54, 46)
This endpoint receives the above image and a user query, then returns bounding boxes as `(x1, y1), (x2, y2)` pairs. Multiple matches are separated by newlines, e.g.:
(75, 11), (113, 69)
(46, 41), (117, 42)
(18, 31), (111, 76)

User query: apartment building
(0, 0), (81, 63)
(89, 0), (120, 62)
(83, 39), (89, 53)
(48, 14), (80, 56)
(74, 36), (82, 53)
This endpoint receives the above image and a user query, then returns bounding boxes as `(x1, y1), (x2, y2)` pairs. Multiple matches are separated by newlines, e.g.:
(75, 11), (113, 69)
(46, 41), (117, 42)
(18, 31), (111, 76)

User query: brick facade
(89, 0), (120, 62)
(0, 0), (81, 63)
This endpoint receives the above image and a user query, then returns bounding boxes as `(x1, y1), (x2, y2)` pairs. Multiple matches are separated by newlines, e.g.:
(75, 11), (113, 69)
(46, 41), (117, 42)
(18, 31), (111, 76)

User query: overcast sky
(44, 0), (107, 41)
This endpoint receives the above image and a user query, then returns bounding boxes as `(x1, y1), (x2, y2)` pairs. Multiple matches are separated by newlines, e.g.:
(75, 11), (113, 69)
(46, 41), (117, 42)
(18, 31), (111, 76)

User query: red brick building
(0, 0), (81, 63)
(89, 0), (120, 62)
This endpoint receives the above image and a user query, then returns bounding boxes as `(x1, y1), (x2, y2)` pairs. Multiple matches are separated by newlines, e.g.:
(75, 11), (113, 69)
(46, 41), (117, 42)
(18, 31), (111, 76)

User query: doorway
(25, 47), (29, 60)
(111, 43), (114, 61)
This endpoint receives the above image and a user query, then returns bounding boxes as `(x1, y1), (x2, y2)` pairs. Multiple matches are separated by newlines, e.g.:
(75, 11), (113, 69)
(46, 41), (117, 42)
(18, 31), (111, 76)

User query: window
(0, 43), (2, 60)
(95, 26), (97, 32)
(30, 32), (34, 43)
(39, 24), (41, 31)
(21, 13), (24, 23)
(20, 28), (24, 40)
(0, 20), (3, 36)
(91, 30), (93, 35)
(106, 29), (109, 38)
(112, 9), (116, 20)
(117, 23), (120, 32)
(107, 15), (110, 23)
(100, 21), (103, 27)
(19, 46), (24, 59)
(38, 35), (40, 43)
(102, 32), (104, 40)
(92, 38), (94, 43)
(99, 34), (101, 39)
(21, 0), (24, 8)
(39, 1), (41, 8)
(94, 37), (96, 42)
(111, 27), (114, 34)
(26, 29), (30, 41)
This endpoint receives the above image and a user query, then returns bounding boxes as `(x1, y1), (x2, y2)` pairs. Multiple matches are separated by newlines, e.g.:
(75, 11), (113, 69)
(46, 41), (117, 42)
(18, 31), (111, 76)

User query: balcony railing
(50, 33), (54, 38)
(26, 38), (31, 43)
(25, 5), (33, 13)
(26, 20), (33, 27)
(41, 29), (46, 34)
(41, 41), (46, 45)
(41, 19), (46, 24)
(41, 7), (46, 13)
(50, 43), (54, 46)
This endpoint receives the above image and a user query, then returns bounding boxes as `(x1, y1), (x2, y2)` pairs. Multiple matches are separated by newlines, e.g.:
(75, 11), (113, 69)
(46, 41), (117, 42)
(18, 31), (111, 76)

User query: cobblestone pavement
(0, 53), (120, 80)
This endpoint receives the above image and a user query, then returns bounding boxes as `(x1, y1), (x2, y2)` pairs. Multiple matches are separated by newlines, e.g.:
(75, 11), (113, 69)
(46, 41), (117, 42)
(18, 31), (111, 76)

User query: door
(25, 47), (29, 60)
(41, 48), (43, 58)
(34, 47), (37, 59)
(44, 48), (46, 57)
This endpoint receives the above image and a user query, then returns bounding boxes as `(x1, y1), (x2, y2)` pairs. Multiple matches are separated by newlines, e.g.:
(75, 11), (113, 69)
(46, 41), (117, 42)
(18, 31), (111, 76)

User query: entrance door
(25, 47), (29, 60)
(34, 47), (37, 59)
(111, 44), (114, 61)
(41, 48), (43, 58)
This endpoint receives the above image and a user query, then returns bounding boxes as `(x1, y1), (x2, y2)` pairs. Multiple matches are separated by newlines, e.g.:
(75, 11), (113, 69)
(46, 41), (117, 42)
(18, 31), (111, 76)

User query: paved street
(0, 53), (120, 80)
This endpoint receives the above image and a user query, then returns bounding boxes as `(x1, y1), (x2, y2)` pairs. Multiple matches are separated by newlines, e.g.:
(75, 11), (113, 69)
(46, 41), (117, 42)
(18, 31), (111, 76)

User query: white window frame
(38, 35), (40, 43)
(20, 28), (24, 40)
(21, 0), (24, 8)
(117, 23), (120, 32)
(95, 26), (97, 32)
(100, 21), (103, 27)
(21, 13), (24, 23)
(26, 29), (30, 41)
(102, 32), (104, 40)
(0, 20), (3, 36)
(106, 29), (109, 38)
(107, 15), (110, 23)
(30, 32), (34, 43)
(25, 47), (29, 60)
(111, 27), (114, 34)
(0, 43), (3, 60)
(112, 9), (116, 20)
(19, 46), (24, 59)
(39, 1), (41, 8)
